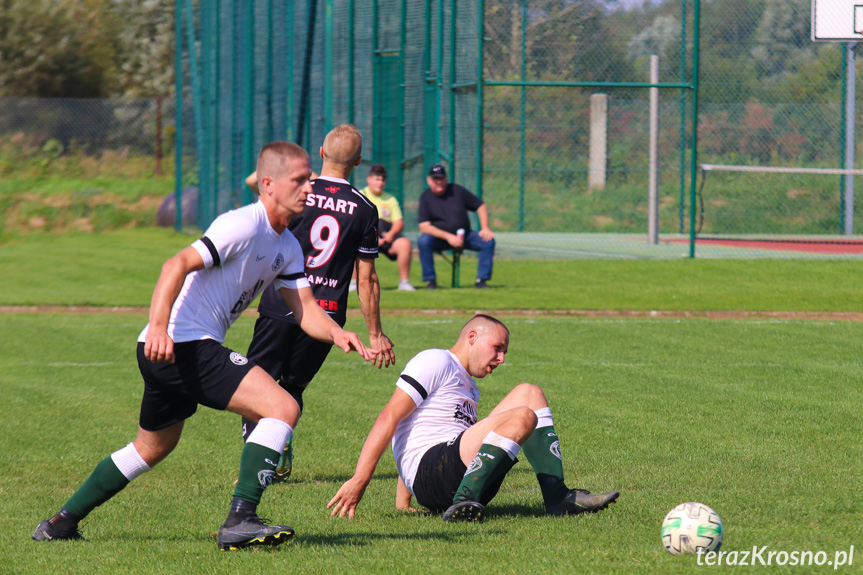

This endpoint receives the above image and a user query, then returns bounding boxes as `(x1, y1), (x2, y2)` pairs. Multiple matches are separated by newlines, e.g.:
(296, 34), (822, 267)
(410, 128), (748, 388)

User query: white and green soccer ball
(661, 502), (724, 555)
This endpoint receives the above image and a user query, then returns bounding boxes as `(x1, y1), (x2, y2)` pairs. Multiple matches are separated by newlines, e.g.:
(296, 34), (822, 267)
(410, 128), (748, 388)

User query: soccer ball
(661, 502), (723, 555)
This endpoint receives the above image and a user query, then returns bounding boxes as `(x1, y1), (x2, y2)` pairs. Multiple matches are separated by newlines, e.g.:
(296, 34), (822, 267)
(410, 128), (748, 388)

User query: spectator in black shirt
(417, 164), (495, 289)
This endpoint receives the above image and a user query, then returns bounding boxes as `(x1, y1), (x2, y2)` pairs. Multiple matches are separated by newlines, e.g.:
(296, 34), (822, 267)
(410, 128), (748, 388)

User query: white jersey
(138, 200), (310, 344)
(392, 348), (479, 494)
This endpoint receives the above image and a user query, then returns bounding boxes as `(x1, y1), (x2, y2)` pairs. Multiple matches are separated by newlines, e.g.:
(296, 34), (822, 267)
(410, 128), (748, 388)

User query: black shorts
(136, 340), (256, 431)
(411, 432), (509, 512)
(245, 315), (339, 411)
(379, 234), (404, 262)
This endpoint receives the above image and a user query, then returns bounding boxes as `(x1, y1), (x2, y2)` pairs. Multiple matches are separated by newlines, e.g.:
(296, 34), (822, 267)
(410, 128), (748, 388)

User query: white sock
(110, 442), (152, 481)
(247, 418), (293, 452)
(535, 407), (554, 429)
(482, 431), (521, 461)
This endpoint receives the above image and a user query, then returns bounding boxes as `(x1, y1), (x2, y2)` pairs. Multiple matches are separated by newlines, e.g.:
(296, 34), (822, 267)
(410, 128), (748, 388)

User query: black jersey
(257, 176), (379, 325)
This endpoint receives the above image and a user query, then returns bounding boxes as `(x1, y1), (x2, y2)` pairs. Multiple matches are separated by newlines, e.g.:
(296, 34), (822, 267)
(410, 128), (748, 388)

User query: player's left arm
(144, 246), (206, 363)
(356, 256), (395, 369)
(396, 475), (424, 513)
(279, 285), (378, 362)
(476, 203), (495, 242)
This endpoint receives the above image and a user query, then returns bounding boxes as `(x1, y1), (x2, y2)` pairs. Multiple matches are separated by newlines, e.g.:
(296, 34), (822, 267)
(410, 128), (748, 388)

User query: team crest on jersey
(465, 456), (483, 475)
(325, 186), (339, 194)
(258, 469), (275, 488)
(272, 253), (284, 271)
(550, 440), (562, 461)
(230, 352), (248, 365)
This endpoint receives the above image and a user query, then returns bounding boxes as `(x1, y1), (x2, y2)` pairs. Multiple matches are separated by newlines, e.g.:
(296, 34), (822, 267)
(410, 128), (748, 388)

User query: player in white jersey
(33, 142), (378, 550)
(328, 314), (619, 522)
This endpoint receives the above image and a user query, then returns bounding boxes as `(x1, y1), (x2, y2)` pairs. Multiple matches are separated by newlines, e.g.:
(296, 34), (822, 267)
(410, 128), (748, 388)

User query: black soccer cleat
(217, 515), (294, 550)
(442, 500), (485, 523)
(545, 489), (619, 516)
(426, 280), (438, 290)
(474, 279), (490, 289)
(32, 511), (84, 541)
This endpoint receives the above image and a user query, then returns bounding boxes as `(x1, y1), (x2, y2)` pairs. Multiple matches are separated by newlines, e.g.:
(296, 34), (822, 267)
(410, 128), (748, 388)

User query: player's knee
(511, 406), (538, 434)
(269, 393), (300, 422)
(513, 382), (546, 404)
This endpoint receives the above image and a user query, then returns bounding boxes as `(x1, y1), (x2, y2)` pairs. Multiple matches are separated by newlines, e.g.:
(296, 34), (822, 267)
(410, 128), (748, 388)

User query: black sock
(49, 509), (82, 534)
(223, 498), (258, 527)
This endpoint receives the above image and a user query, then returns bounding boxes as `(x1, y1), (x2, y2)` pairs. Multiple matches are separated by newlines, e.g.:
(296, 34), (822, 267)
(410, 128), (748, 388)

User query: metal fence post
(688, 0), (701, 259)
(174, 0), (183, 232)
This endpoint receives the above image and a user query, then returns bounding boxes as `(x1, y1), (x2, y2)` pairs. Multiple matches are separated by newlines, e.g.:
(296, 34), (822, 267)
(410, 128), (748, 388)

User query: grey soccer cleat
(442, 500), (485, 523)
(217, 515), (294, 550)
(32, 511), (84, 541)
(545, 489), (619, 516)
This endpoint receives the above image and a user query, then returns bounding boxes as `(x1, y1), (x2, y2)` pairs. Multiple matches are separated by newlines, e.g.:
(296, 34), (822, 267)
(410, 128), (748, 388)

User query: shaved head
(458, 314), (509, 342)
(257, 141), (309, 181)
(321, 124), (362, 167)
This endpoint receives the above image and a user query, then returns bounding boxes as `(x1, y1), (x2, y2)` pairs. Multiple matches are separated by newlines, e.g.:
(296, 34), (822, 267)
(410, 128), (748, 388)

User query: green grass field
(1, 228), (862, 573)
(2, 314), (861, 574)
(2, 229), (863, 311)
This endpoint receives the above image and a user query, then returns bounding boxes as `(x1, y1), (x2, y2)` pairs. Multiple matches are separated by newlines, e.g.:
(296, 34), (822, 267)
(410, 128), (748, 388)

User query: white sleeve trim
(396, 378), (425, 406)
(191, 239), (214, 268)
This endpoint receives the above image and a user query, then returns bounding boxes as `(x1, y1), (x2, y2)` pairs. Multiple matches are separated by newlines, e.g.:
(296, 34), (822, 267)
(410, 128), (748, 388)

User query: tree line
(0, 0), (844, 107)
(0, 0), (173, 98)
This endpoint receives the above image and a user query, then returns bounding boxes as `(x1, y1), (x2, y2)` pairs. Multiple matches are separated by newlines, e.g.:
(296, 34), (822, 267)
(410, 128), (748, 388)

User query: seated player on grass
(328, 314), (619, 521)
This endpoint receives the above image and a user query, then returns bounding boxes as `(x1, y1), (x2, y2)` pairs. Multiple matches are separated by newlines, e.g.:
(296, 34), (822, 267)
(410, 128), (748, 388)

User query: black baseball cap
(428, 164), (447, 178)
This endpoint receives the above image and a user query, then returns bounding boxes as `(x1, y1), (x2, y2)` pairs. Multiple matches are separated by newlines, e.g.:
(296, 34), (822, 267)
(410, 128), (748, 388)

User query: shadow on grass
(485, 503), (547, 518)
(291, 471), (401, 483)
(294, 528), (506, 548)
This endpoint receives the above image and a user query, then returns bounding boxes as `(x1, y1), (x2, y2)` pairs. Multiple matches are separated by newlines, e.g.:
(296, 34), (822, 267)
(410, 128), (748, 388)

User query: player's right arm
(328, 388), (417, 519)
(144, 246), (205, 363)
(278, 285), (378, 362)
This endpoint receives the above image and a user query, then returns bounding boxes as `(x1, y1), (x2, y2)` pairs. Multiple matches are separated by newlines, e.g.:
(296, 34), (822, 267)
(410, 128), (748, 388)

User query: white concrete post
(589, 93), (608, 190)
(648, 55), (660, 244)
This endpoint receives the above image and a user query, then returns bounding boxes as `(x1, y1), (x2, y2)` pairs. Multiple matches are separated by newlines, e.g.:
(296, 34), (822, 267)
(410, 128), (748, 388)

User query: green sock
(453, 444), (514, 504)
(522, 425), (568, 505)
(232, 440), (281, 505)
(63, 456), (130, 518)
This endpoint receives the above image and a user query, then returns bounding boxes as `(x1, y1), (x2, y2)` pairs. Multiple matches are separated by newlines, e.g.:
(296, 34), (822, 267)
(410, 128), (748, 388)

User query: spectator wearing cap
(417, 164), (495, 289)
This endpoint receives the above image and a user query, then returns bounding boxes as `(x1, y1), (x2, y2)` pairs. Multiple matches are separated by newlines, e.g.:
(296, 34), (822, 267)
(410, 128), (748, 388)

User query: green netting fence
(173, 0), (863, 259)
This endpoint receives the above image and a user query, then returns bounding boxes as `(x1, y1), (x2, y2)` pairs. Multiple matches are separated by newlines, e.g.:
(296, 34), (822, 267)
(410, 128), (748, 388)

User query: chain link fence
(7, 0), (863, 258)
(0, 97), (171, 156)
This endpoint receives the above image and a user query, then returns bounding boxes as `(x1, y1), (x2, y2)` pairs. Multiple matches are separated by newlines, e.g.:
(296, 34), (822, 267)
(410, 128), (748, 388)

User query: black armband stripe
(399, 374), (428, 400)
(277, 272), (306, 281)
(200, 236), (220, 267)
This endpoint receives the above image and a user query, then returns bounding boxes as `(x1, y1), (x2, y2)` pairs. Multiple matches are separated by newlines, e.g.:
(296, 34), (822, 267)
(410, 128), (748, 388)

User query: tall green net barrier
(175, 0), (863, 259)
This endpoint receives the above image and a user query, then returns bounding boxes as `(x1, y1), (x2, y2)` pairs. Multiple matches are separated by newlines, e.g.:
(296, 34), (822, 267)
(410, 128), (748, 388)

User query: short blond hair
(257, 141), (309, 180)
(322, 124), (362, 167)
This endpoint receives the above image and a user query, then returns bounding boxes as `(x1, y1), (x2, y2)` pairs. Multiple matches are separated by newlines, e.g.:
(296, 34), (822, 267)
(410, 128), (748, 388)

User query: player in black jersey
(242, 125), (396, 481)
